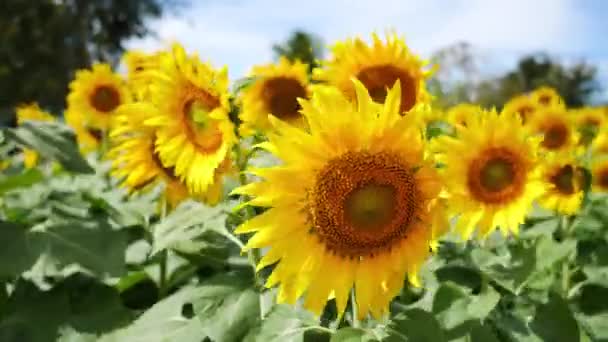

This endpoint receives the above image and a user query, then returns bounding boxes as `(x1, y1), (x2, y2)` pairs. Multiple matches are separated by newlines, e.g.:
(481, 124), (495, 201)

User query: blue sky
(127, 0), (608, 102)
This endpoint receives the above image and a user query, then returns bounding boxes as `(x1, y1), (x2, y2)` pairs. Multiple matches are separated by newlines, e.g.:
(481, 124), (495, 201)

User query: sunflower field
(1, 32), (608, 342)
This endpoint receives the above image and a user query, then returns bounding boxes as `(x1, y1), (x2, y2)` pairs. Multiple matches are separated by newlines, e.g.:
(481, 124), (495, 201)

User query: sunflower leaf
(3, 121), (94, 174)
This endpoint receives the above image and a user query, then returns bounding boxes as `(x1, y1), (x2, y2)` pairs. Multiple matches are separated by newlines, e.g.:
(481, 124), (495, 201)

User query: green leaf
(33, 218), (127, 277)
(100, 285), (208, 342)
(3, 121), (93, 174)
(435, 265), (482, 291)
(0, 276), (131, 342)
(432, 283), (500, 330)
(151, 201), (237, 256)
(0, 221), (40, 277)
(530, 293), (580, 342)
(576, 283), (608, 315)
(244, 304), (329, 342)
(521, 218), (560, 239)
(577, 313), (608, 340)
(469, 322), (501, 342)
(535, 236), (577, 270)
(385, 308), (447, 342)
(0, 168), (44, 194)
(475, 242), (537, 294)
(331, 328), (377, 342)
(193, 273), (260, 342)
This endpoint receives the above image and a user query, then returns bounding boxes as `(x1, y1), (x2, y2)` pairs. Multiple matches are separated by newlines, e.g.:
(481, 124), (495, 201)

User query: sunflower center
(90, 85), (121, 113)
(598, 168), (608, 189)
(468, 147), (526, 204)
(261, 77), (306, 120)
(542, 122), (569, 149)
(182, 89), (223, 153)
(310, 151), (419, 258)
(550, 165), (575, 194)
(538, 95), (551, 105)
(345, 184), (397, 230)
(356, 64), (417, 114)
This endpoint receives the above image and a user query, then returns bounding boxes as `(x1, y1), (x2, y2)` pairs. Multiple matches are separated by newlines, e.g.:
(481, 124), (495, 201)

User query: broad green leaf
(331, 327), (377, 342)
(576, 283), (608, 315)
(530, 293), (580, 342)
(432, 283), (500, 330)
(385, 308), (446, 342)
(577, 313), (608, 340)
(0, 221), (40, 277)
(0, 168), (44, 194)
(468, 322), (501, 342)
(0, 276), (131, 342)
(520, 218), (560, 239)
(536, 236), (577, 270)
(3, 121), (93, 174)
(244, 304), (330, 342)
(193, 273), (260, 342)
(33, 218), (127, 277)
(99, 286), (207, 342)
(435, 265), (482, 291)
(151, 200), (237, 256)
(474, 242), (536, 294)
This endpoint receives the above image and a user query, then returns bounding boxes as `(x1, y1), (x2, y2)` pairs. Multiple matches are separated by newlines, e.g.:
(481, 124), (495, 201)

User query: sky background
(127, 0), (608, 102)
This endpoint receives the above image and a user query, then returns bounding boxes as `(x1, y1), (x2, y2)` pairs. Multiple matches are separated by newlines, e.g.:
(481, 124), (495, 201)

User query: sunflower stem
(351, 291), (360, 328)
(560, 215), (573, 297)
(158, 196), (169, 299)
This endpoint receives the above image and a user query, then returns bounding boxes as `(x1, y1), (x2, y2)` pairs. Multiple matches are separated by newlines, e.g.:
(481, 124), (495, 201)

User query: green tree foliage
(272, 30), (324, 72)
(430, 43), (600, 109)
(0, 0), (174, 125)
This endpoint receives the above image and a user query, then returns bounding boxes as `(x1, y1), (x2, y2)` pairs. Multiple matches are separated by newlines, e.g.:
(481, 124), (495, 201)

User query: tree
(272, 30), (324, 72)
(0, 0), (179, 126)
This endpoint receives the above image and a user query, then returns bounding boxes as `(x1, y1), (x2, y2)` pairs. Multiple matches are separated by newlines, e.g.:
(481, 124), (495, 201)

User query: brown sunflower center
(542, 122), (569, 149)
(356, 64), (417, 114)
(182, 86), (223, 154)
(261, 77), (306, 120)
(538, 95), (551, 106)
(90, 85), (121, 113)
(597, 168), (608, 189)
(517, 105), (535, 123)
(550, 165), (576, 194)
(309, 151), (419, 258)
(468, 147), (526, 204)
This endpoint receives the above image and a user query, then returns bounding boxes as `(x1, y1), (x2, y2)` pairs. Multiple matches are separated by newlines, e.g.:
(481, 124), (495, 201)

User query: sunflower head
(15, 103), (55, 168)
(67, 63), (130, 131)
(239, 57), (310, 135)
(592, 129), (608, 156)
(502, 95), (539, 124)
(538, 152), (584, 214)
(592, 157), (608, 193)
(64, 110), (102, 154)
(314, 32), (432, 114)
(121, 50), (164, 101)
(447, 103), (481, 127)
(434, 109), (544, 239)
(135, 43), (235, 196)
(574, 107), (604, 146)
(531, 86), (564, 108)
(233, 80), (446, 319)
(528, 106), (578, 152)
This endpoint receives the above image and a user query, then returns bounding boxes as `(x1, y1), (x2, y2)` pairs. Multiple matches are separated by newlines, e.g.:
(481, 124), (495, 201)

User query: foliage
(273, 30), (325, 72)
(0, 0), (174, 124)
(1, 114), (607, 341)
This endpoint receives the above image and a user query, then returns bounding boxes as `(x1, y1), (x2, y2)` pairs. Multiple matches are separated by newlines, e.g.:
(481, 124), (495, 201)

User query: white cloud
(126, 0), (596, 80)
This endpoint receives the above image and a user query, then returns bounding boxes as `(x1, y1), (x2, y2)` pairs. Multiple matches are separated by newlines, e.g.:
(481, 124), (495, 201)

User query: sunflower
(15, 103), (55, 168)
(434, 109), (544, 239)
(537, 153), (584, 214)
(109, 107), (190, 208)
(121, 43), (236, 195)
(233, 80), (446, 319)
(591, 158), (608, 193)
(122, 50), (164, 101)
(64, 110), (102, 153)
(67, 63), (130, 131)
(530, 86), (563, 108)
(592, 129), (608, 156)
(314, 32), (432, 114)
(447, 103), (480, 127)
(238, 57), (310, 135)
(573, 107), (604, 145)
(528, 106), (578, 152)
(502, 95), (540, 124)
